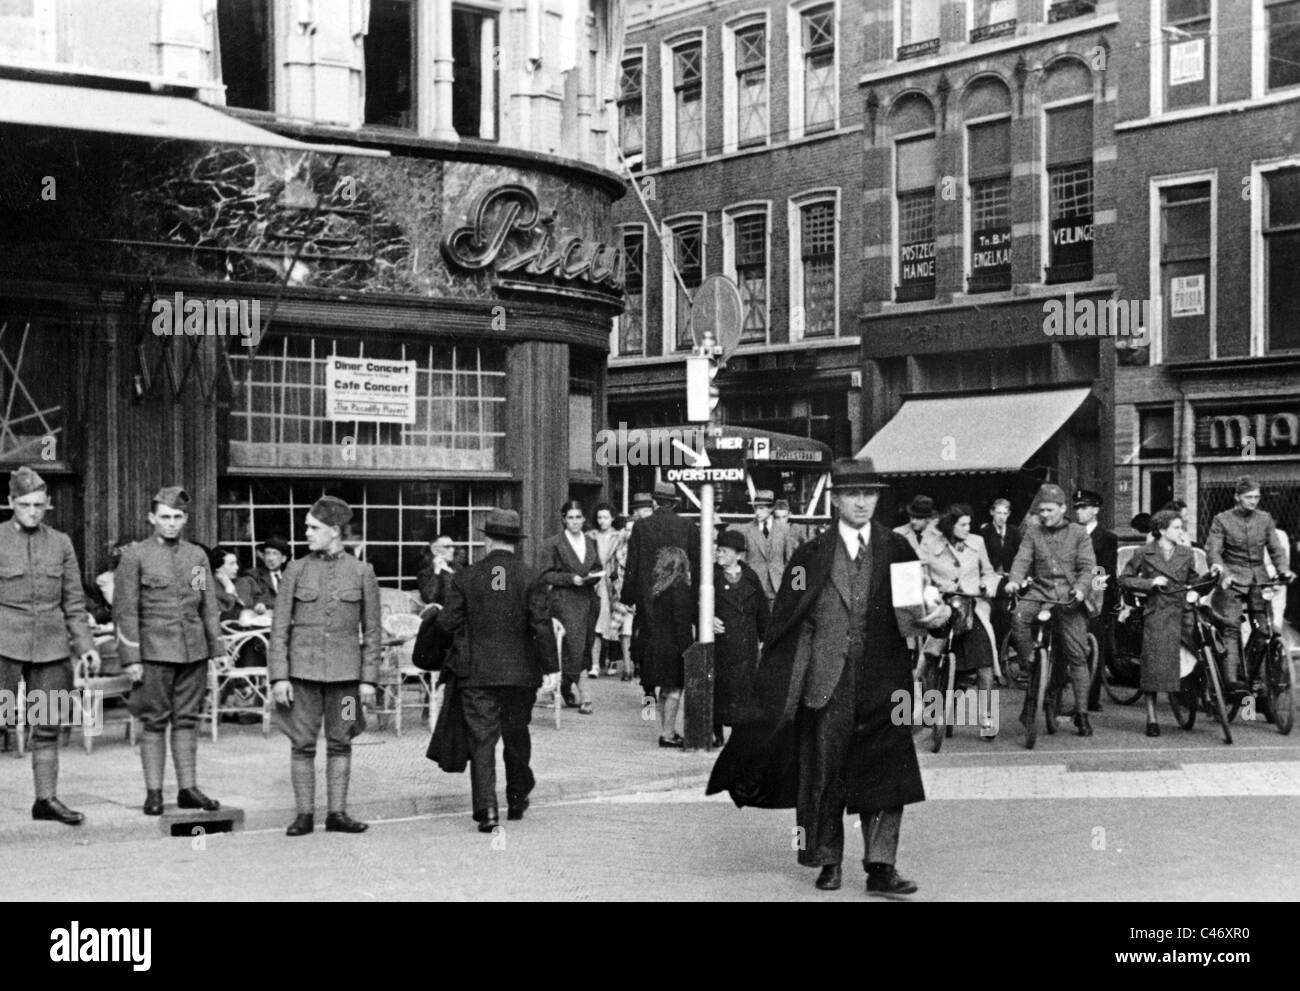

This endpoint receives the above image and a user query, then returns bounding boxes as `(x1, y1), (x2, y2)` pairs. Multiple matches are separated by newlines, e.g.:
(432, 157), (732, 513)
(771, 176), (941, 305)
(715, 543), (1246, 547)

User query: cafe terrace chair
(64, 633), (136, 753)
(207, 623), (272, 741)
(372, 588), (433, 735)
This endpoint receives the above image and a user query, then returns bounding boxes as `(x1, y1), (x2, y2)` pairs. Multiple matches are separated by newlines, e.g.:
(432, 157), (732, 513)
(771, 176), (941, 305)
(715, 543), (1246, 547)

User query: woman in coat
(588, 502), (622, 676)
(1120, 508), (1199, 737)
(539, 501), (602, 714)
(209, 546), (249, 623)
(642, 546), (694, 748)
(713, 529), (769, 746)
(919, 505), (999, 734)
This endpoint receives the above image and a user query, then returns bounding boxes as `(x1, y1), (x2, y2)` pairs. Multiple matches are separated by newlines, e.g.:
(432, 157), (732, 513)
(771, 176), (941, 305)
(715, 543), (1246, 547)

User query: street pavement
(2, 674), (1299, 899)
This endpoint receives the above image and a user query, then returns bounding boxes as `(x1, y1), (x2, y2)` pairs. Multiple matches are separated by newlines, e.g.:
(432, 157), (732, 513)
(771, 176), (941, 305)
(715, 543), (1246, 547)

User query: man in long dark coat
(708, 458), (929, 897)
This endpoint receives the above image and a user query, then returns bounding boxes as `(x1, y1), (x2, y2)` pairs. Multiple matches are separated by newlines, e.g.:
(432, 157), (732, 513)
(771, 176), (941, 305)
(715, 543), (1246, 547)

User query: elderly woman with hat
(269, 496), (382, 836)
(712, 528), (769, 746)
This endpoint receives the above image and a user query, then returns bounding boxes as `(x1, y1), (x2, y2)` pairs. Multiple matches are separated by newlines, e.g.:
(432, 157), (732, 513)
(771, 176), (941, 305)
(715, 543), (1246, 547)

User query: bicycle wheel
(1169, 667), (1200, 730)
(1265, 637), (1294, 736)
(930, 655), (947, 754)
(1022, 650), (1041, 750)
(1203, 645), (1234, 745)
(1102, 659), (1143, 705)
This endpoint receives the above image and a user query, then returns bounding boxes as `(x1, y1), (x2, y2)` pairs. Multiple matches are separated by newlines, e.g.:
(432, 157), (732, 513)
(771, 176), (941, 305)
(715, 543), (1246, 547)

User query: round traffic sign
(691, 274), (744, 356)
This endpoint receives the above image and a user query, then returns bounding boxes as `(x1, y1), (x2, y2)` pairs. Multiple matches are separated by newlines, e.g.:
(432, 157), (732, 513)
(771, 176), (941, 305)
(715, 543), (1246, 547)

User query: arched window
(963, 76), (1012, 293)
(1042, 59), (1094, 284)
(890, 93), (937, 302)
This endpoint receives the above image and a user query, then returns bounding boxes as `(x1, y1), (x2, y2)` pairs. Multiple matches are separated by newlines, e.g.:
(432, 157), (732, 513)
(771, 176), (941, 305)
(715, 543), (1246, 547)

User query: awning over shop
(855, 386), (1092, 476)
(0, 78), (388, 158)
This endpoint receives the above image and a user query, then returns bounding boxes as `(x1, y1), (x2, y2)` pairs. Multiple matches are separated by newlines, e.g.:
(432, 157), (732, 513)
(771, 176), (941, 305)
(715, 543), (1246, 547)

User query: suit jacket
(1087, 523), (1120, 612)
(436, 549), (559, 688)
(417, 560), (456, 607)
(737, 519), (800, 600)
(114, 536), (222, 666)
(707, 522), (925, 812)
(620, 507), (700, 611)
(0, 520), (93, 662)
(978, 522), (1021, 574)
(236, 566), (283, 611)
(268, 551), (382, 684)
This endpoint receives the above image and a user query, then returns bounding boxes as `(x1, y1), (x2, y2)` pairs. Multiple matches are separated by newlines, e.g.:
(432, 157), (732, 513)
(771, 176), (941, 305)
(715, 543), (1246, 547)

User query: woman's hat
(906, 495), (936, 518)
(717, 529), (747, 553)
(481, 508), (526, 540)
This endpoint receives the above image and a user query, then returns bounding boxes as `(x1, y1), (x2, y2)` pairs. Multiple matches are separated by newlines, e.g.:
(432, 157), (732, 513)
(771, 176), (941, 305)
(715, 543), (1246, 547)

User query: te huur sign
(1195, 403), (1300, 457)
(862, 292), (1112, 358)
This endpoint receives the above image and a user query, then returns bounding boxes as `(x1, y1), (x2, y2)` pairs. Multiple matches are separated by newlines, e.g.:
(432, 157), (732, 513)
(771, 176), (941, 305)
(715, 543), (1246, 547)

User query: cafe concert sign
(326, 356), (417, 424)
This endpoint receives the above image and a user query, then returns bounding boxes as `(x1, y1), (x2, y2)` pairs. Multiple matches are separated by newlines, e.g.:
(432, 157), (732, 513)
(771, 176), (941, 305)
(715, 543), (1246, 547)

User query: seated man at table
(236, 535), (291, 614)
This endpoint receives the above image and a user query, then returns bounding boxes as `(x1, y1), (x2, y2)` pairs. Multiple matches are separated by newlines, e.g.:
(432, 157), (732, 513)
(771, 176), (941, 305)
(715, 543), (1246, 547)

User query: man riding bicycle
(1204, 475), (1295, 691)
(1002, 484), (1097, 736)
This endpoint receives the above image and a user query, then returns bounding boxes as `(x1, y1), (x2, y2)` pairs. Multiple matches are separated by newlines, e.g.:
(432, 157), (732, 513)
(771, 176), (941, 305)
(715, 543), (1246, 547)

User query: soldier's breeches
(129, 660), (207, 732)
(273, 679), (365, 759)
(0, 657), (73, 799)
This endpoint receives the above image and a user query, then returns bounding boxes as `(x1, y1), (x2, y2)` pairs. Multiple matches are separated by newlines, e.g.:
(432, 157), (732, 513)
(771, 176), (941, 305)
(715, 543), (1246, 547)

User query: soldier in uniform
(0, 467), (100, 825)
(114, 486), (224, 816)
(269, 496), (381, 836)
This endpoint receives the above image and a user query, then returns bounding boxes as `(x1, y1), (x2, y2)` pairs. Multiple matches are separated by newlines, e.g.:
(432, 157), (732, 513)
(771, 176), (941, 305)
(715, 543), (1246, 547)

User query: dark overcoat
(619, 507), (700, 610)
(538, 531), (601, 678)
(641, 582), (693, 690)
(1090, 525), (1120, 614)
(1119, 542), (1197, 693)
(713, 561), (769, 724)
(707, 522), (925, 814)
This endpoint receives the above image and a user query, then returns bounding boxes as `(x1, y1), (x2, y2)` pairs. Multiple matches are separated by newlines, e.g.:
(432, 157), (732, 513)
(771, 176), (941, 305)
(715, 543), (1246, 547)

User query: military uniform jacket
(1205, 507), (1289, 584)
(0, 520), (94, 662)
(114, 536), (223, 666)
(268, 551), (382, 684)
(1008, 520), (1097, 601)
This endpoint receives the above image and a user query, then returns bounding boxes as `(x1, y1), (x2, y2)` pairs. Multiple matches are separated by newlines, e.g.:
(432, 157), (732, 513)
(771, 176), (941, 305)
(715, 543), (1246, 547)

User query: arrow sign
(672, 438), (710, 468)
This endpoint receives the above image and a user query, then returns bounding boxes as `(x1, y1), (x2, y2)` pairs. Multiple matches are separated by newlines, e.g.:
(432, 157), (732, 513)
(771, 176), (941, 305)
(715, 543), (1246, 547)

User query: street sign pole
(682, 338), (718, 752)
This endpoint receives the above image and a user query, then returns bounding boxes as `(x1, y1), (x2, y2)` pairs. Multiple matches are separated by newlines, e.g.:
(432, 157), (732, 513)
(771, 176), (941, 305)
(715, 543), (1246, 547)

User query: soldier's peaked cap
(152, 486), (190, 510)
(8, 466), (46, 498)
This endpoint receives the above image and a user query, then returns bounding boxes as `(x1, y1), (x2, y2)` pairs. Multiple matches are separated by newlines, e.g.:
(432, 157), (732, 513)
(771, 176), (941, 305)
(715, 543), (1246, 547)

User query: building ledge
(610, 336), (861, 367)
(1156, 354), (1300, 375)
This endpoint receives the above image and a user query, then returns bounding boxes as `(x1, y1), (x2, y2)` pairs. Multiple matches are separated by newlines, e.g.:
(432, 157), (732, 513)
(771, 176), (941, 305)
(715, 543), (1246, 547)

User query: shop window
(895, 135), (936, 302)
(1159, 182), (1212, 362)
(452, 5), (498, 140)
(969, 0), (1017, 42)
(219, 479), (506, 590)
(228, 336), (506, 472)
(666, 219), (704, 351)
(1139, 407), (1175, 457)
(801, 5), (836, 132)
(671, 39), (704, 162)
(1045, 102), (1094, 283)
(897, 0), (941, 58)
(732, 23), (768, 147)
(1265, 168), (1300, 353)
(728, 212), (769, 342)
(1267, 0), (1300, 91)
(364, 0), (416, 128)
(796, 198), (837, 338)
(619, 229), (645, 355)
(217, 0), (273, 111)
(618, 55), (644, 159)
(1162, 0), (1212, 112)
(968, 118), (1012, 293)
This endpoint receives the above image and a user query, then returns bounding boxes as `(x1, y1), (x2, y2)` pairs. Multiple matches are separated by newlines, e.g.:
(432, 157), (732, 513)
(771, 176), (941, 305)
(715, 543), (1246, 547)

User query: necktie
(762, 520), (770, 538)
(856, 533), (868, 572)
(271, 571), (279, 593)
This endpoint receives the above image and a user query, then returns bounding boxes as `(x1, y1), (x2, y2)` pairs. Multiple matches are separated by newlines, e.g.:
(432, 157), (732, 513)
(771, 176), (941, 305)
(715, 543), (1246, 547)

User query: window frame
(1150, 0), (1217, 116)
(1252, 158), (1300, 356)
(723, 202), (773, 346)
(788, 0), (839, 141)
(894, 0), (943, 58)
(449, 0), (501, 141)
(662, 212), (708, 355)
(964, 111), (1014, 294)
(892, 127), (939, 302)
(1149, 174), (1217, 364)
(788, 189), (841, 341)
(216, 0), (277, 113)
(1040, 94), (1096, 286)
(618, 47), (646, 160)
(722, 13), (771, 154)
(614, 222), (648, 358)
(661, 30), (707, 167)
(967, 0), (1019, 43)
(1044, 0), (1099, 24)
(1253, 0), (1300, 97)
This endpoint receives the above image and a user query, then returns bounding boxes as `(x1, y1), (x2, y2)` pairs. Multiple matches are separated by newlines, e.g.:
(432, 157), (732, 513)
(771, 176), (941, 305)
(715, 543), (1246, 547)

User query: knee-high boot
(326, 754), (350, 814)
(172, 726), (198, 789)
(291, 754), (316, 816)
(140, 729), (167, 790)
(32, 740), (58, 801)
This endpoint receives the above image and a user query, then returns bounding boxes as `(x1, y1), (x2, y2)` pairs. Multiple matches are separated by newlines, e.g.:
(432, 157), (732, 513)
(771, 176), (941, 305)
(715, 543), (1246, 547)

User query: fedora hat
(258, 535), (292, 556)
(653, 480), (679, 502)
(630, 491), (654, 510)
(751, 489), (775, 506)
(829, 458), (889, 491)
(905, 495), (936, 518)
(481, 508), (526, 540)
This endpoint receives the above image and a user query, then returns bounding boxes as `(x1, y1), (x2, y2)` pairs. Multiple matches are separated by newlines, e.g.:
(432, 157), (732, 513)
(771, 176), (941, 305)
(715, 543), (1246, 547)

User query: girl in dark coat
(1120, 509), (1198, 737)
(642, 546), (693, 748)
(713, 529), (769, 745)
(539, 501), (603, 714)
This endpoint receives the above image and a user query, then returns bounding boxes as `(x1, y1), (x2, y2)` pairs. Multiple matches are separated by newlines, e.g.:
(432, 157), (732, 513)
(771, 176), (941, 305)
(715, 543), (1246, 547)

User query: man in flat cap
(270, 496), (381, 836)
(1003, 483), (1098, 736)
(740, 490), (800, 605)
(1205, 476), (1294, 689)
(435, 509), (560, 832)
(1073, 488), (1117, 714)
(710, 458), (938, 898)
(236, 535), (292, 613)
(115, 485), (224, 815)
(0, 467), (100, 825)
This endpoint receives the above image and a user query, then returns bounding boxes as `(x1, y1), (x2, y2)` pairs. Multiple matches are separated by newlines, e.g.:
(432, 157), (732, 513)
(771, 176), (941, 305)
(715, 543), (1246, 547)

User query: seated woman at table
(210, 546), (250, 623)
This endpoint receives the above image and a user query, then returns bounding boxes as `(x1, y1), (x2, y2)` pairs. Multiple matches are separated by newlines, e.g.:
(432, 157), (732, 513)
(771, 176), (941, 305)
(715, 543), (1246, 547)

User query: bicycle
(1223, 578), (1295, 735)
(920, 591), (994, 753)
(1010, 580), (1083, 750)
(1101, 587), (1147, 706)
(1163, 574), (1233, 745)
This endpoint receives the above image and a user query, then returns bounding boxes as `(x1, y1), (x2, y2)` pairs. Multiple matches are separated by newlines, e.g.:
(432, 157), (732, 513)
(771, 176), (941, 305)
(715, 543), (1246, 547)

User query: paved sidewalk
(0, 676), (716, 843)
